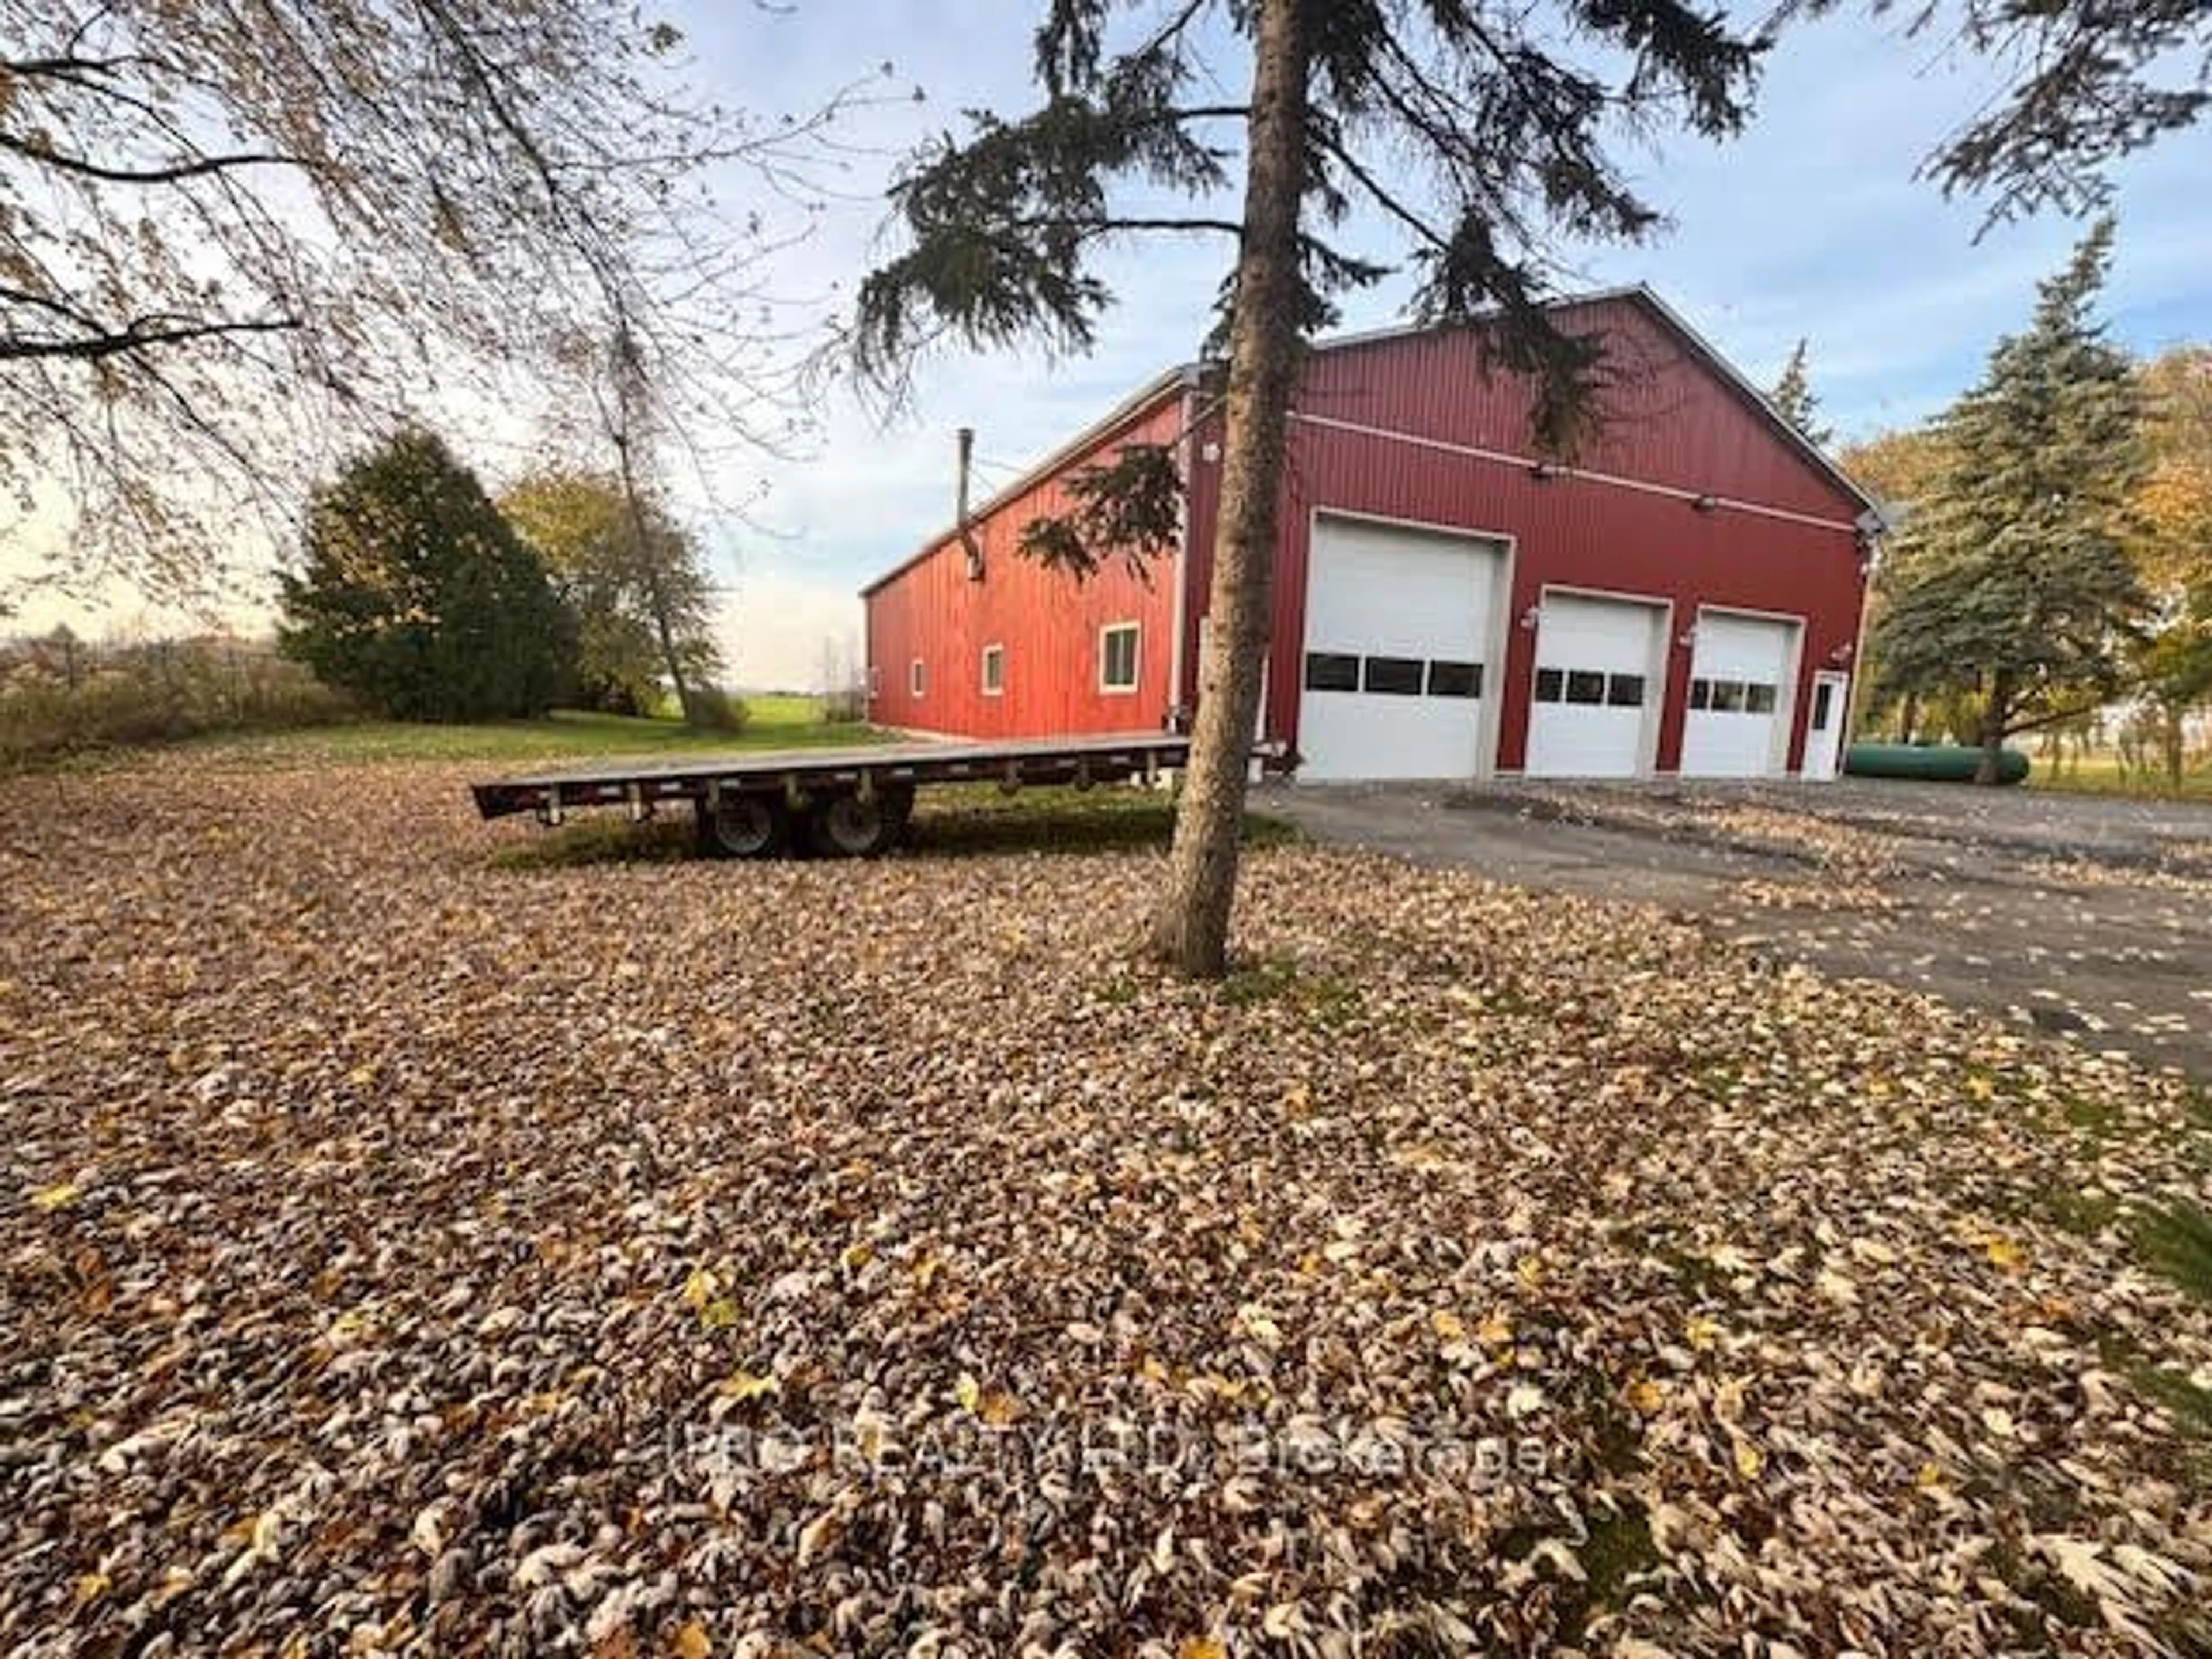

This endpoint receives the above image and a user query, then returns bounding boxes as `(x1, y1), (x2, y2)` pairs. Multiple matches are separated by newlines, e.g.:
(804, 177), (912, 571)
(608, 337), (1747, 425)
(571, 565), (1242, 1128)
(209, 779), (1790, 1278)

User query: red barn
(862, 286), (1880, 782)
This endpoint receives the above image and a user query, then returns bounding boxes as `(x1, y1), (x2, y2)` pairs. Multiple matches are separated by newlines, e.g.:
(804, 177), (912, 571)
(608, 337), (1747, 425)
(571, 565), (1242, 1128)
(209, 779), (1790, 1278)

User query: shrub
(684, 684), (749, 733)
(0, 636), (357, 769)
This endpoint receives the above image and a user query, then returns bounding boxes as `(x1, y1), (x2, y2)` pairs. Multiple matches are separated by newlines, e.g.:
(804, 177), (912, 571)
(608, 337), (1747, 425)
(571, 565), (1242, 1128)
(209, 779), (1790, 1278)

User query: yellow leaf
(1477, 1310), (1514, 1346)
(1237, 1304), (1283, 1347)
(1431, 1309), (1467, 1343)
(671, 1619), (712, 1659)
(978, 1388), (1022, 1428)
(718, 1370), (779, 1403)
(1986, 1237), (2028, 1271)
(1178, 1640), (1227, 1659)
(1915, 1461), (1949, 1491)
(74, 1572), (109, 1605)
(1966, 1074), (1996, 1101)
(681, 1267), (718, 1311)
(953, 1372), (980, 1414)
(1516, 1253), (1544, 1290)
(840, 1241), (874, 1271)
(1684, 1315), (1723, 1352)
(1732, 1437), (1765, 1479)
(1624, 1377), (1665, 1415)
(31, 1183), (81, 1212)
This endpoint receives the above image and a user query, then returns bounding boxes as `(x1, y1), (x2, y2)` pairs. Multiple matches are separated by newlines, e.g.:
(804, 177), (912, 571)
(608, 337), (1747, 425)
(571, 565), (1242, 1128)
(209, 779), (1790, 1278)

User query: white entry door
(1802, 671), (1849, 781)
(1524, 593), (1664, 778)
(1298, 516), (1503, 781)
(1681, 612), (1800, 778)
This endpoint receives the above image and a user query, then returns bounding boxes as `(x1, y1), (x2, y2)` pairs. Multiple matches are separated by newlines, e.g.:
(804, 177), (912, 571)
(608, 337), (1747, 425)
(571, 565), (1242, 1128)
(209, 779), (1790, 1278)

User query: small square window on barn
(910, 658), (926, 699)
(980, 643), (1005, 696)
(1535, 668), (1565, 703)
(1565, 670), (1607, 706)
(1099, 622), (1141, 694)
(1304, 652), (1360, 692)
(1362, 656), (1425, 695)
(1427, 660), (1482, 698)
(1606, 673), (1645, 709)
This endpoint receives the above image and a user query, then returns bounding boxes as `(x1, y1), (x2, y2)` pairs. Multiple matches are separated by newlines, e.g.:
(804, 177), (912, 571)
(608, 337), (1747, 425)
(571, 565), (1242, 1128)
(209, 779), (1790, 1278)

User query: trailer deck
(472, 732), (1196, 858)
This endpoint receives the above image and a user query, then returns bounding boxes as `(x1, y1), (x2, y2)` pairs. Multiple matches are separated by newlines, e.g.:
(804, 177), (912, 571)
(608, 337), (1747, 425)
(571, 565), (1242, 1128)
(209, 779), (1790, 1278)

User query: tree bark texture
(1147, 0), (1312, 976)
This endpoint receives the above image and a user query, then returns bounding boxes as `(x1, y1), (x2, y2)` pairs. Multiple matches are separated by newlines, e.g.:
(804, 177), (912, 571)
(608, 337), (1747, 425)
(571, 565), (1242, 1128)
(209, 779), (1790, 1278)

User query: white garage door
(1681, 612), (1798, 778)
(1299, 517), (1503, 781)
(1525, 593), (1663, 778)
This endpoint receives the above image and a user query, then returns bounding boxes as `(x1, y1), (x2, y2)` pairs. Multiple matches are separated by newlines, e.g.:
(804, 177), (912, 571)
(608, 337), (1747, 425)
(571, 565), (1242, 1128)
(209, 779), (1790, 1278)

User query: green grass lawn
(2024, 753), (2212, 801)
(187, 696), (879, 767)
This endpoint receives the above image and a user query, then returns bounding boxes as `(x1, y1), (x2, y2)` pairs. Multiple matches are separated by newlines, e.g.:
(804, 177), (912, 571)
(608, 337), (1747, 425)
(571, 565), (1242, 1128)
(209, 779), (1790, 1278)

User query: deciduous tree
(501, 468), (721, 719)
(279, 430), (572, 720)
(1, 1), (866, 601)
(2127, 346), (2212, 782)
(1871, 221), (2148, 782)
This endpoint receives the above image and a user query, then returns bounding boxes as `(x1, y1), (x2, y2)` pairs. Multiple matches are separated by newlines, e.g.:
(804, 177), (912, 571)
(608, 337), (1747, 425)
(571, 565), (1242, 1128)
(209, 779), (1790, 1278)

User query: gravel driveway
(1264, 778), (2212, 1080)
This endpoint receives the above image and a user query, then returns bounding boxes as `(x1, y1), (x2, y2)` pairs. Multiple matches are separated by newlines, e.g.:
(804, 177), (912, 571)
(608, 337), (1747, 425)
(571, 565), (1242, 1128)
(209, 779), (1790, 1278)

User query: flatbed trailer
(471, 732), (1195, 858)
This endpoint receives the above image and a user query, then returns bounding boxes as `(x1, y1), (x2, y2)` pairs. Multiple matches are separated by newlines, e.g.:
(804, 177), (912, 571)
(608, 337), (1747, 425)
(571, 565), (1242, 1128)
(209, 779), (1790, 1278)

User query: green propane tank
(1843, 743), (2031, 785)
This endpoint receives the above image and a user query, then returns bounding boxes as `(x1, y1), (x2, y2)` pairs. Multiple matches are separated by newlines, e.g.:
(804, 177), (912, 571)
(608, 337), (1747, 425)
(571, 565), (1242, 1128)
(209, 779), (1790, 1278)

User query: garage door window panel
(1362, 656), (1425, 695)
(1606, 673), (1645, 708)
(1427, 660), (1482, 698)
(1745, 683), (1778, 715)
(1565, 671), (1607, 706)
(1304, 652), (1360, 692)
(1535, 668), (1565, 703)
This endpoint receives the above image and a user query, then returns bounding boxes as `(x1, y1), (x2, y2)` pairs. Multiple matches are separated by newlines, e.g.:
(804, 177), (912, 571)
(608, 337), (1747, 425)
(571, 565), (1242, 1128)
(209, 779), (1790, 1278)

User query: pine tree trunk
(1975, 669), (2013, 785)
(1147, 0), (1311, 978)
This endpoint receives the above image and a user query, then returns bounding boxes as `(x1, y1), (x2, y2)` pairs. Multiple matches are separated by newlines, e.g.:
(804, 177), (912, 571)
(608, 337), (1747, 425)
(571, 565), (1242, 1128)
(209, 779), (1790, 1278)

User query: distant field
(184, 697), (877, 767)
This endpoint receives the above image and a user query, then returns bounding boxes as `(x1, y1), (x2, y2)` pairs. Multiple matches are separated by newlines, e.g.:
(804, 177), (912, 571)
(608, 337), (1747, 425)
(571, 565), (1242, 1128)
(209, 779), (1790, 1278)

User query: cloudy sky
(14, 2), (2210, 691)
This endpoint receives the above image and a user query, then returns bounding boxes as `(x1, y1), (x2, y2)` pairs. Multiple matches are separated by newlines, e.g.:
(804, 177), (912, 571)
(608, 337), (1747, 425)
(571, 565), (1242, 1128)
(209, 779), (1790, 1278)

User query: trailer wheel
(810, 790), (906, 858)
(697, 793), (787, 859)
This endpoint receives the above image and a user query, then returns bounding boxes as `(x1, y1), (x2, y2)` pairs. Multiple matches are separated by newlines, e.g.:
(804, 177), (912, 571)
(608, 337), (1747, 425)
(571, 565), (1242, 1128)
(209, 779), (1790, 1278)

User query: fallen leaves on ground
(2, 756), (2210, 1656)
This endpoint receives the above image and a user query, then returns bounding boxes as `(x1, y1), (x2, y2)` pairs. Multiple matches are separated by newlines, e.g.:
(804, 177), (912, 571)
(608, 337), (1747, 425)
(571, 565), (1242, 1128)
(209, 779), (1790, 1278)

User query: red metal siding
(1179, 294), (1870, 774)
(863, 391), (1184, 738)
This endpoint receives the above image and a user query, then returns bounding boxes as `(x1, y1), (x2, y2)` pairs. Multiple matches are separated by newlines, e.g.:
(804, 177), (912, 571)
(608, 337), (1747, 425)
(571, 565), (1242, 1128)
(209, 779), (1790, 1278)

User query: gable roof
(861, 284), (1882, 598)
(1307, 284), (1884, 522)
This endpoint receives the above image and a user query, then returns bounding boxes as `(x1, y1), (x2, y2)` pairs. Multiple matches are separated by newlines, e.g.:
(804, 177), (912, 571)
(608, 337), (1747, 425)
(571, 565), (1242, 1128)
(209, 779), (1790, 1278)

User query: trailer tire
(810, 789), (907, 858)
(697, 793), (788, 859)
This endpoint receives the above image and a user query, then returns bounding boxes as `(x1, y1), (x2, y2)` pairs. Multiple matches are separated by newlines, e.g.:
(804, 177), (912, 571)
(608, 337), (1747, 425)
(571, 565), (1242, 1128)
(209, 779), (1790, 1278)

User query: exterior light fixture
(1528, 461), (1560, 481)
(1692, 493), (1718, 513)
(1677, 627), (1698, 650)
(1520, 604), (1541, 631)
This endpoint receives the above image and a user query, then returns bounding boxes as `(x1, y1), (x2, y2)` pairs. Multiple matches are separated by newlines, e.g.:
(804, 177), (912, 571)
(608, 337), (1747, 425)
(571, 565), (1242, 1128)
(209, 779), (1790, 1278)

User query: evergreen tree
(858, 0), (1763, 976)
(279, 431), (574, 721)
(1872, 220), (2149, 782)
(1770, 339), (1834, 449)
